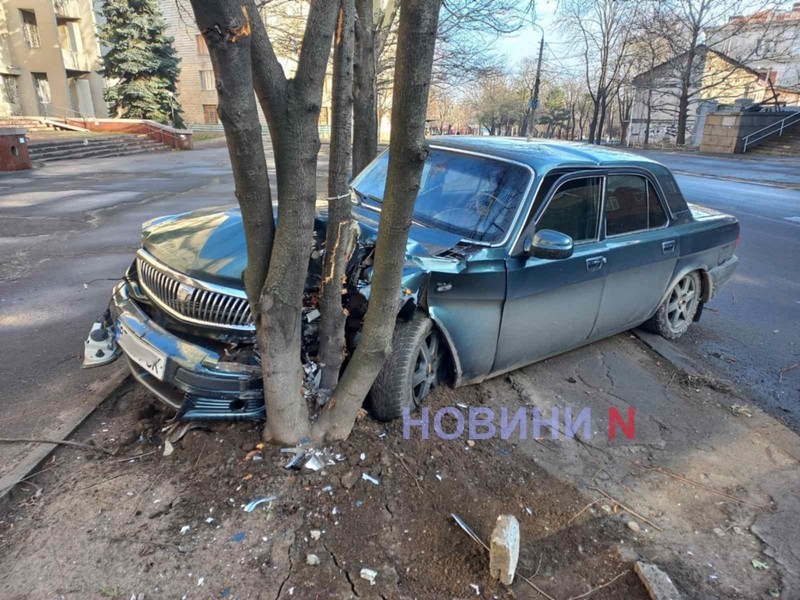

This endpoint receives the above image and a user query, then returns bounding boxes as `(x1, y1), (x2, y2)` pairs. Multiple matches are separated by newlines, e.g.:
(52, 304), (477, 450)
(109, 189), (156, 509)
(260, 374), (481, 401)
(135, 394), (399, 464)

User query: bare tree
(652, 0), (788, 145)
(318, 0), (356, 396)
(560, 0), (639, 144)
(189, 0), (442, 444)
(315, 0), (443, 440)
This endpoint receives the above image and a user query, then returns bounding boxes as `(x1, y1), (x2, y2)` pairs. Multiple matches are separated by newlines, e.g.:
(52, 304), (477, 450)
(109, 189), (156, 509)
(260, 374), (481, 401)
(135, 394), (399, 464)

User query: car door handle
(662, 240), (676, 254)
(586, 256), (607, 272)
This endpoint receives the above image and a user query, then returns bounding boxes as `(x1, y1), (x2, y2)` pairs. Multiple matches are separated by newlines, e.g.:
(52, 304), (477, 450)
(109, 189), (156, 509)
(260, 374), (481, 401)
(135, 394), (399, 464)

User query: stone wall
(699, 111), (795, 153)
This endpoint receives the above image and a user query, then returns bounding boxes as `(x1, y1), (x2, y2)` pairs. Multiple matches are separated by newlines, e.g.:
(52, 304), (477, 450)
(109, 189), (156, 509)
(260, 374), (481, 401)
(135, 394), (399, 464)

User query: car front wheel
(369, 311), (444, 422)
(644, 271), (702, 339)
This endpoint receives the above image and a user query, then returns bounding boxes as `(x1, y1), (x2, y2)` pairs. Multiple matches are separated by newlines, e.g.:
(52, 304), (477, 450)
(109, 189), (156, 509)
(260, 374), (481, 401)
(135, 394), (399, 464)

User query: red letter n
(608, 407), (635, 440)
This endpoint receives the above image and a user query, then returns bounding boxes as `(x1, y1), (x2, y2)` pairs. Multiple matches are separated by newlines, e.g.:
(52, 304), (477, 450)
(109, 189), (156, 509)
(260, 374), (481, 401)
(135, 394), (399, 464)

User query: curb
(633, 328), (702, 378)
(0, 364), (130, 507)
(670, 169), (800, 191)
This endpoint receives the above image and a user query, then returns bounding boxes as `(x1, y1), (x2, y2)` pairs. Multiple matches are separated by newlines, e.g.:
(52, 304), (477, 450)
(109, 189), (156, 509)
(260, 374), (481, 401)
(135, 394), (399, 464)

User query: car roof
(426, 136), (660, 173)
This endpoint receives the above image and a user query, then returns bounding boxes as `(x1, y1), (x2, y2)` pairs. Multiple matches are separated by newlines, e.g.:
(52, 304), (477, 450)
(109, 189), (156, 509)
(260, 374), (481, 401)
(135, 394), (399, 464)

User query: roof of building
(426, 136), (659, 172)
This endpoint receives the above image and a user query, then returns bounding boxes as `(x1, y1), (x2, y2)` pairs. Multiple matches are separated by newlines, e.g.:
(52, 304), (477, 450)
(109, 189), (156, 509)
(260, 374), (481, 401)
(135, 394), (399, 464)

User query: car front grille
(136, 251), (254, 331)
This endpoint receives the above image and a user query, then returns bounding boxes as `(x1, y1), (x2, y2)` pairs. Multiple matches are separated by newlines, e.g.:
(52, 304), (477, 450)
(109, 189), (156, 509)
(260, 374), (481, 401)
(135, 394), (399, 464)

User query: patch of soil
(0, 380), (648, 599)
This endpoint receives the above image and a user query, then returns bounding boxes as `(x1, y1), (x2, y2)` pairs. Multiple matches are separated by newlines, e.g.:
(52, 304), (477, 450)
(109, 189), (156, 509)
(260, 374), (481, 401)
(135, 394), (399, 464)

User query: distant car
(85, 137), (739, 422)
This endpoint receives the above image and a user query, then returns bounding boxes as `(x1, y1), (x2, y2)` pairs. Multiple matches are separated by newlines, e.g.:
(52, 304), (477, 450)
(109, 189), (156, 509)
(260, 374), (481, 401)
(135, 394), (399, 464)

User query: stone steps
(748, 122), (800, 156)
(28, 135), (170, 163)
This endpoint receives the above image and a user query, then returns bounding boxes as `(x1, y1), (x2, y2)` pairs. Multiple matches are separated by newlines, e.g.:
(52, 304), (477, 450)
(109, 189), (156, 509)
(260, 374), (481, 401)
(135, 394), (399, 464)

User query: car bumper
(708, 254), (738, 299)
(110, 281), (265, 420)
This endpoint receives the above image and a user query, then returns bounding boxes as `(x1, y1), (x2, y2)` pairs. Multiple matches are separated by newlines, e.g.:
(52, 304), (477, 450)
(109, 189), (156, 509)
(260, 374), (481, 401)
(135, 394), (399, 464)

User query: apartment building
(157, 0), (332, 129)
(0, 0), (106, 118)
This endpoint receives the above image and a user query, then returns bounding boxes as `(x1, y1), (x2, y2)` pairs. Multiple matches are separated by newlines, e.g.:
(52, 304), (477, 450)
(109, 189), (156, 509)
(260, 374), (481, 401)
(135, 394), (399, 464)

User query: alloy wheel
(411, 330), (442, 406)
(667, 274), (698, 332)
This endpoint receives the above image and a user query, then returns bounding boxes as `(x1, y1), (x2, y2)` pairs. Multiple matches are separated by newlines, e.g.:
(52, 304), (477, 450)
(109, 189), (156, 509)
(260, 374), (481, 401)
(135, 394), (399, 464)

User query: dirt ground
(0, 383), (649, 600)
(1, 334), (797, 600)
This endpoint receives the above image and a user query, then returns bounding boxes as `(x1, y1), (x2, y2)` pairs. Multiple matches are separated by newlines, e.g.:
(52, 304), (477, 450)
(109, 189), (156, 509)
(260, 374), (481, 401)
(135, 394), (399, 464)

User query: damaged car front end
(84, 205), (466, 421)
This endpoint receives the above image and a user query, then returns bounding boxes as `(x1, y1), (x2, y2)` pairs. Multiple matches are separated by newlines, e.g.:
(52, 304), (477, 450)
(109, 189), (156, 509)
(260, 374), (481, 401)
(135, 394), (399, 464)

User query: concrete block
(635, 561), (682, 600)
(490, 515), (520, 585)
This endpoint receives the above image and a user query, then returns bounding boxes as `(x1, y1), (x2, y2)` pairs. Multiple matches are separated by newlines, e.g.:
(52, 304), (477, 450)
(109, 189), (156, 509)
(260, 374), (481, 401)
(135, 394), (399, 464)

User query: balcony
(53, 0), (81, 22)
(62, 49), (90, 74)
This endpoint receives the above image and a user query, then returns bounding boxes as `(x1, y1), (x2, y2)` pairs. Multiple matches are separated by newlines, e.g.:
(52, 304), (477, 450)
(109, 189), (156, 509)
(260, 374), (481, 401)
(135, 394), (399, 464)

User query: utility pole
(527, 36), (544, 141)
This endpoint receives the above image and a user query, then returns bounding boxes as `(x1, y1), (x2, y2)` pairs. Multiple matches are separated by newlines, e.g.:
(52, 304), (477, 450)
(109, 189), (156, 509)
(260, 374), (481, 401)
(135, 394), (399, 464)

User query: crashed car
(85, 137), (739, 422)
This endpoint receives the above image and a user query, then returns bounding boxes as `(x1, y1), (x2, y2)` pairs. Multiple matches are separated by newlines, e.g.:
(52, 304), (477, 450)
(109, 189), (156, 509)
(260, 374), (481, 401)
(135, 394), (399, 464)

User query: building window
(196, 34), (208, 55)
(1, 75), (20, 106)
(21, 10), (41, 49)
(203, 104), (218, 124)
(200, 70), (215, 91)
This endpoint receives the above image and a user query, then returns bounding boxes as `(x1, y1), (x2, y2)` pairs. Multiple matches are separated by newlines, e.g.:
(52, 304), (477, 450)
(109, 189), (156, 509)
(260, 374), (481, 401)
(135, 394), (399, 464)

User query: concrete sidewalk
(435, 332), (800, 598)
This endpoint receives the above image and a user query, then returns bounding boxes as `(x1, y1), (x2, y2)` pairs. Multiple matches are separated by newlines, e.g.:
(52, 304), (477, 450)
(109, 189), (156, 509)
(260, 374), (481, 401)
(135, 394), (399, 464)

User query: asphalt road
(637, 151), (800, 430)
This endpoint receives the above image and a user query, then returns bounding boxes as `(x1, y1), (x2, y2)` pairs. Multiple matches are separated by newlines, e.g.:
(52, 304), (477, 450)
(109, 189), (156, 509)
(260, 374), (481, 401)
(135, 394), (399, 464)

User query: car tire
(644, 271), (702, 340)
(369, 311), (444, 422)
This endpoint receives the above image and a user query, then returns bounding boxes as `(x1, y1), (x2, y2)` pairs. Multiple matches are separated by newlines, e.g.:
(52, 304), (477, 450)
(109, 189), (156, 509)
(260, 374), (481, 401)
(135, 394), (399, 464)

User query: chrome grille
(136, 252), (254, 331)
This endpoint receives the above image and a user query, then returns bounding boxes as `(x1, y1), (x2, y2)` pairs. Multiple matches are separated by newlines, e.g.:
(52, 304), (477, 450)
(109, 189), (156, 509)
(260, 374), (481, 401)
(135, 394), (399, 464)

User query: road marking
(785, 216), (800, 224)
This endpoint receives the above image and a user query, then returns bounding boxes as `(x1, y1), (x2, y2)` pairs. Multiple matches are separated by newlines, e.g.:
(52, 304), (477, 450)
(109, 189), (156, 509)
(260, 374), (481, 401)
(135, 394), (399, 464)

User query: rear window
(649, 164), (689, 216)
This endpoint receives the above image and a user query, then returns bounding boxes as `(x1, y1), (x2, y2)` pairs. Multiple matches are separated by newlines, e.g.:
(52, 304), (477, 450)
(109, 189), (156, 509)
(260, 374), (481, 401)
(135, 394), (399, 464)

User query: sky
(494, 0), (565, 65)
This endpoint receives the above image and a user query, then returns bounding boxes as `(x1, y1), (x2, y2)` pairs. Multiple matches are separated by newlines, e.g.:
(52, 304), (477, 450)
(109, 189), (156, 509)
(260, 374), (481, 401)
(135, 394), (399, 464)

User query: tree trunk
(644, 88), (652, 147)
(676, 45), (697, 146)
(352, 0), (378, 175)
(588, 99), (600, 145)
(314, 0), (442, 441)
(189, 1), (274, 311)
(250, 1), (339, 445)
(319, 0), (355, 394)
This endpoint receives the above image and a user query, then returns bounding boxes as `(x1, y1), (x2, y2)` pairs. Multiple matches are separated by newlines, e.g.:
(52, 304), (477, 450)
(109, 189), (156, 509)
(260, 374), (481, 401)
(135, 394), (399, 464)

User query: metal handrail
(742, 110), (800, 152)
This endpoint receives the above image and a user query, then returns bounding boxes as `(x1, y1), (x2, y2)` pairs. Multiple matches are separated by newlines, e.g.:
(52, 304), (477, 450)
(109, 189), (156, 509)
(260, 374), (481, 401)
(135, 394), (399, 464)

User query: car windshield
(352, 148), (532, 243)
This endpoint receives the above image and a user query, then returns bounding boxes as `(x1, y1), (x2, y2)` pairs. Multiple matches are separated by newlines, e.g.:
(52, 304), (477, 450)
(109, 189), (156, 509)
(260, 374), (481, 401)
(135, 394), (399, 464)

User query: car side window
(648, 181), (668, 228)
(605, 175), (648, 235)
(536, 177), (602, 243)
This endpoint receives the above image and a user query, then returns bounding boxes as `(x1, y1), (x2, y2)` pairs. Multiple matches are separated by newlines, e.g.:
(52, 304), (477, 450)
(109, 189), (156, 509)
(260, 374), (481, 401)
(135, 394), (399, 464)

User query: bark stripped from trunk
(352, 0), (378, 176)
(315, 0), (443, 441)
(189, 1), (274, 310)
(319, 0), (355, 395)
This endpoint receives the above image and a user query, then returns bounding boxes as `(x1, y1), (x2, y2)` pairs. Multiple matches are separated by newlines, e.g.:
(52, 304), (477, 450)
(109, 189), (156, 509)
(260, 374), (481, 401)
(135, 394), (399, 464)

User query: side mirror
(523, 229), (574, 260)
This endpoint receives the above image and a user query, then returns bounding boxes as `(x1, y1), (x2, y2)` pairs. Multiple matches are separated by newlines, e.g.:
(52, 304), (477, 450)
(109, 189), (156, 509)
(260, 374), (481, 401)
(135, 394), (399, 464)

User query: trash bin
(0, 127), (32, 171)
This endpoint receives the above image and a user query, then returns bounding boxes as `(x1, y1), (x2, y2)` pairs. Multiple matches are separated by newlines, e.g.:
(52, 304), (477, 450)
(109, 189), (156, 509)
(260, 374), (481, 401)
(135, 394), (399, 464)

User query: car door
(493, 172), (607, 374)
(590, 171), (677, 338)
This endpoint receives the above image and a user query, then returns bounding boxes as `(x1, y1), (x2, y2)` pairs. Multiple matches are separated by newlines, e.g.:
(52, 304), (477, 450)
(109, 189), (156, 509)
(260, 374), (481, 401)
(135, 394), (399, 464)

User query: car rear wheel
(369, 311), (444, 422)
(644, 271), (702, 339)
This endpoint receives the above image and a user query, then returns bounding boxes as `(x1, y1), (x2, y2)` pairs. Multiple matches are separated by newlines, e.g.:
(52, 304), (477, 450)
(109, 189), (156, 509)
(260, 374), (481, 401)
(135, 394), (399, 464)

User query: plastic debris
(167, 421), (205, 444)
(752, 559), (769, 570)
(360, 452), (366, 461)
(362, 473), (380, 485)
(284, 451), (306, 470)
(304, 455), (325, 471)
(244, 496), (276, 513)
(197, 577), (205, 587)
(310, 530), (321, 541)
(469, 583), (480, 595)
(180, 525), (190, 535)
(231, 531), (246, 543)
(163, 440), (174, 457)
(360, 568), (378, 585)
(306, 554), (320, 566)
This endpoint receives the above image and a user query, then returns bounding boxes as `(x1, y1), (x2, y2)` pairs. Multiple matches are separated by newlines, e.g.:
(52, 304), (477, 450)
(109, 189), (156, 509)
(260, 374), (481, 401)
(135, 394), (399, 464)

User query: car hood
(141, 205), (466, 288)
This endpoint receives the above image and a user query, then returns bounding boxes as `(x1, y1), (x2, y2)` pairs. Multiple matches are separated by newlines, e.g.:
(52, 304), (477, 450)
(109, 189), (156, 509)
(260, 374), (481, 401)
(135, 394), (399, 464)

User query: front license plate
(118, 322), (167, 381)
